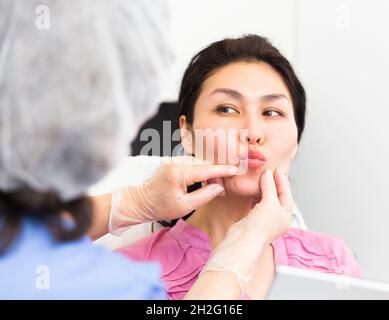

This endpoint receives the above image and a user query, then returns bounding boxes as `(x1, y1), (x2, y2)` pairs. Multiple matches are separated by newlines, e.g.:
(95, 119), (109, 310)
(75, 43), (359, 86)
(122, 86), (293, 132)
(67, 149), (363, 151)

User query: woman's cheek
(269, 139), (297, 173)
(194, 129), (238, 165)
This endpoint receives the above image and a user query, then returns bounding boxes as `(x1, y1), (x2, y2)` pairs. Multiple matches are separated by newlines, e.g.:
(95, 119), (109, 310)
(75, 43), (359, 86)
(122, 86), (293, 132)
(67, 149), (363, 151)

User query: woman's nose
(242, 117), (265, 145)
(244, 133), (263, 144)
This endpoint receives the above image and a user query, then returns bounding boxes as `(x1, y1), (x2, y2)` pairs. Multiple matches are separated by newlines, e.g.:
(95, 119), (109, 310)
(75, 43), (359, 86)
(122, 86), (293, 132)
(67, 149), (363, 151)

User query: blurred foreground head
(0, 0), (173, 200)
(0, 0), (173, 251)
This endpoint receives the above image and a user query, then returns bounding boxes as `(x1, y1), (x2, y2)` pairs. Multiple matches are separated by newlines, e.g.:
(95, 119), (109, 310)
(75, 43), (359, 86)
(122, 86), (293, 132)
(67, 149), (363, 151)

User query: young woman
(117, 35), (361, 300)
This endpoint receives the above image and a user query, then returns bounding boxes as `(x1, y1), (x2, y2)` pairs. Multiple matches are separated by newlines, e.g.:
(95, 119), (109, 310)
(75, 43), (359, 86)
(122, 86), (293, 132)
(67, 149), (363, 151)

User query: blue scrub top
(0, 217), (166, 299)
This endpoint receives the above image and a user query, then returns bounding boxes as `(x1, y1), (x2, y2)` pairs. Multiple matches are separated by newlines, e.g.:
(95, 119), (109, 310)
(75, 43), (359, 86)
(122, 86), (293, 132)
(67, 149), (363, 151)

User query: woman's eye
(263, 110), (282, 117)
(217, 105), (238, 114)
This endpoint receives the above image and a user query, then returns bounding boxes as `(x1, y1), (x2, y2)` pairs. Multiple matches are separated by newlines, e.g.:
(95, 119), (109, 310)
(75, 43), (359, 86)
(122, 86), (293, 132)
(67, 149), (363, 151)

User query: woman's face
(180, 61), (298, 198)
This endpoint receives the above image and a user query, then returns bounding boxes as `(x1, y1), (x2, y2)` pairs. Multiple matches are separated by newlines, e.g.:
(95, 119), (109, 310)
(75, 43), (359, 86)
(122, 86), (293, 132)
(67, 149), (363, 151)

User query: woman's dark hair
(159, 34), (306, 229)
(0, 188), (92, 255)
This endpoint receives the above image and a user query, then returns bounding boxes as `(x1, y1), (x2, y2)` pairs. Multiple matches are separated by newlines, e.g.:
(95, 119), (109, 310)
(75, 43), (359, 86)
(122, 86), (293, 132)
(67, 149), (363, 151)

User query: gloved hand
(201, 169), (293, 296)
(109, 156), (238, 235)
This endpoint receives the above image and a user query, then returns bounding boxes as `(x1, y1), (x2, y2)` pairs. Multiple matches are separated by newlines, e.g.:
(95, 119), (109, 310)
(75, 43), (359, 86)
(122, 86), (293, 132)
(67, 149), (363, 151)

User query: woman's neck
(185, 193), (253, 249)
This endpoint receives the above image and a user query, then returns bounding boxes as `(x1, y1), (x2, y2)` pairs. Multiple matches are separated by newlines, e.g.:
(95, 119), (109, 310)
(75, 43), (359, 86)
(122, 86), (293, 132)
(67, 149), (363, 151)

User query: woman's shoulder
(116, 220), (210, 261)
(116, 220), (211, 299)
(116, 223), (191, 262)
(273, 228), (362, 277)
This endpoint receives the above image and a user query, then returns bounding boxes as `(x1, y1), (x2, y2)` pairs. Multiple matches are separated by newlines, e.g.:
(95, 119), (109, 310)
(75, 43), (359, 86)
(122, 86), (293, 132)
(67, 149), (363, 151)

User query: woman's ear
(179, 115), (194, 154)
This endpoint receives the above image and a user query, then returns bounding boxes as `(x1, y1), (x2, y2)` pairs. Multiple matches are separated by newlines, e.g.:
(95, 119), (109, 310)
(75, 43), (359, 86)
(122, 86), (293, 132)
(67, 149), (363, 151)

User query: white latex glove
(201, 169), (293, 296)
(109, 156), (238, 235)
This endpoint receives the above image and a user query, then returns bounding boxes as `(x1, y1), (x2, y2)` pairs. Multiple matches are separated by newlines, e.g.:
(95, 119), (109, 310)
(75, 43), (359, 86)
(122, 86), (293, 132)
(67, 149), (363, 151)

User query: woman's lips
(246, 158), (266, 169)
(239, 150), (267, 170)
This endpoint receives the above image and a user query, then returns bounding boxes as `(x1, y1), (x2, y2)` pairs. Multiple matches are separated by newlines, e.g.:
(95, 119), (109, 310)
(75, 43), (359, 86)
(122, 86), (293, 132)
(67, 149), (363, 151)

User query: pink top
(117, 219), (361, 300)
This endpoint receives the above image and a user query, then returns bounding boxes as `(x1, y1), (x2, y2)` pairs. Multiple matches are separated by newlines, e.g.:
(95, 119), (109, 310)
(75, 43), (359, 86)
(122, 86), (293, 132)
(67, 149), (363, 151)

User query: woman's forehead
(200, 61), (292, 102)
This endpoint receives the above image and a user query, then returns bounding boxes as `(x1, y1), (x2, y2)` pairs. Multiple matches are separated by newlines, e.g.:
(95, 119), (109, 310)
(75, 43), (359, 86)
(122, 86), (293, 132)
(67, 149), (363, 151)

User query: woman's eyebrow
(208, 89), (290, 104)
(208, 88), (243, 100)
(260, 93), (290, 104)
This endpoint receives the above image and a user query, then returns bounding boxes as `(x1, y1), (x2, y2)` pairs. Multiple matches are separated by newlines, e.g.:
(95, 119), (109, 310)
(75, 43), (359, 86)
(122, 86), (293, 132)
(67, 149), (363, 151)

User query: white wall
(292, 0), (389, 281)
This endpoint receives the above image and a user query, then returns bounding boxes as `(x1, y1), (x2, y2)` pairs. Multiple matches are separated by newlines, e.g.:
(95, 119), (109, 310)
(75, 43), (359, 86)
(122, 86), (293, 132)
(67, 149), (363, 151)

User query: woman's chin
(224, 175), (262, 198)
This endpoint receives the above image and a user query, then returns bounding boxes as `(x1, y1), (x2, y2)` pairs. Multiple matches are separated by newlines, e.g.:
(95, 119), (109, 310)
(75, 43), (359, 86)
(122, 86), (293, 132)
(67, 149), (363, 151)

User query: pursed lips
(239, 150), (267, 169)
